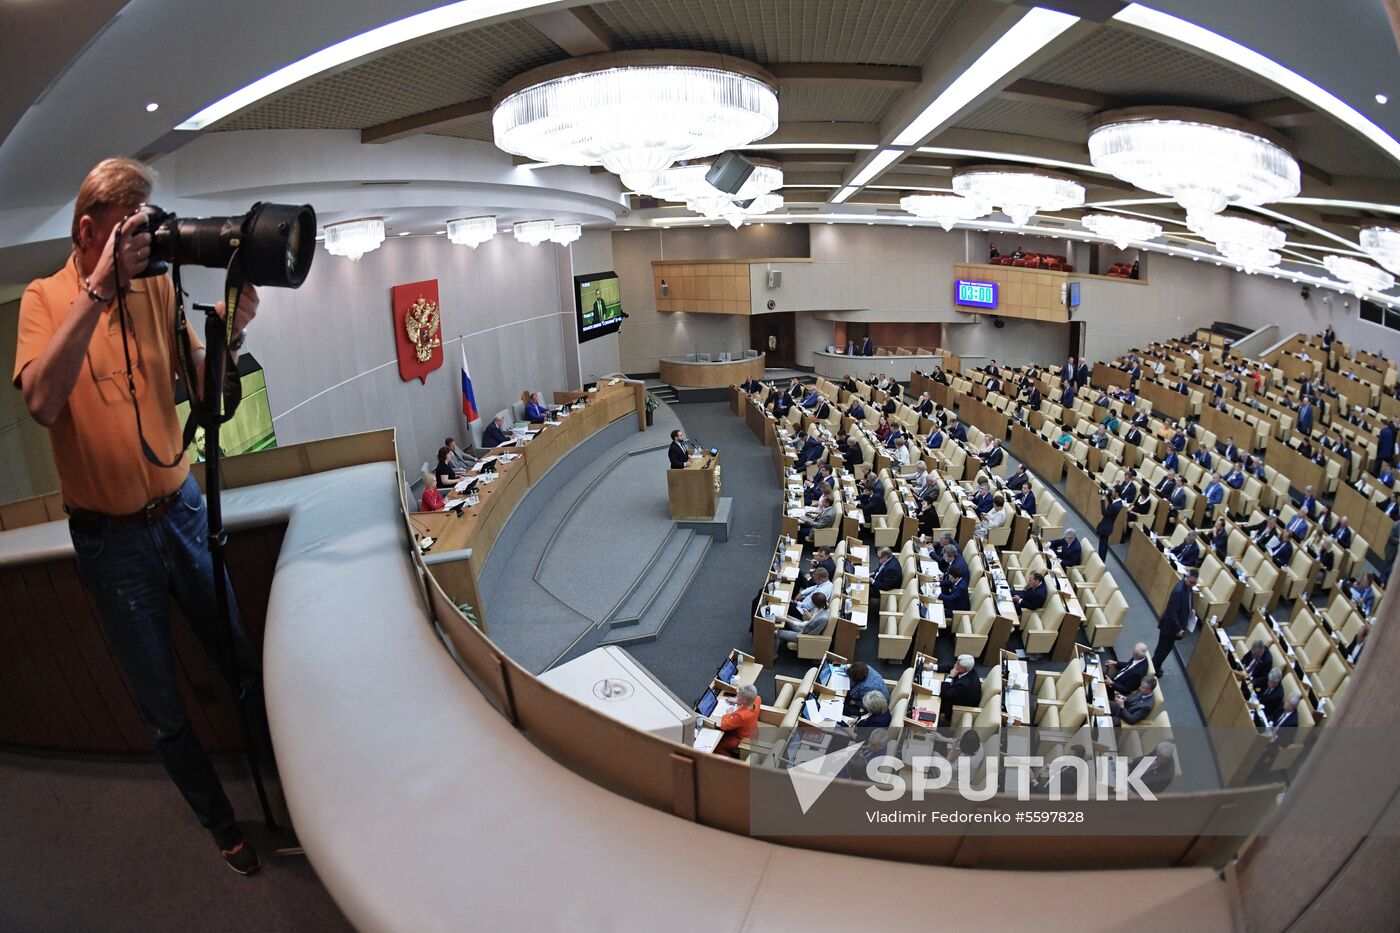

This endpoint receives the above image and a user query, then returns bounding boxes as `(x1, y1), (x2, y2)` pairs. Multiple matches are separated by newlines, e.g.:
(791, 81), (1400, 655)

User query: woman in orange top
(715, 684), (761, 757)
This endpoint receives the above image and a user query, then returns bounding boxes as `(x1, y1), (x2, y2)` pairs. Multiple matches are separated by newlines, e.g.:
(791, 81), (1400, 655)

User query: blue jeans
(69, 473), (264, 839)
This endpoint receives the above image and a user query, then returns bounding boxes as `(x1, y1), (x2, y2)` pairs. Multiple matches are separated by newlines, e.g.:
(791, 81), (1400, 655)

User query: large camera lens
(140, 201), (316, 288)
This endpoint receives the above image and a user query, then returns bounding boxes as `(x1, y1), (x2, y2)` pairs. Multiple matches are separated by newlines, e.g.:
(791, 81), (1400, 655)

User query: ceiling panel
(590, 0), (967, 66)
(1287, 123), (1400, 180)
(778, 84), (904, 122)
(218, 20), (564, 131)
(956, 98), (1087, 145)
(1031, 24), (1280, 107)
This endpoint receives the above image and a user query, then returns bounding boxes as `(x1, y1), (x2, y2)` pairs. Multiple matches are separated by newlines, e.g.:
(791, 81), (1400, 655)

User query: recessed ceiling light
(435, 230), (446, 235)
(398, 231), (411, 236)
(1378, 94), (1390, 105)
(145, 102), (159, 113)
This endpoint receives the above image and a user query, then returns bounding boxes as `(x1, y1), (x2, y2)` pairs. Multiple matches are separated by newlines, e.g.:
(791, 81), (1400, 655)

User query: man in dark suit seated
(668, 429), (689, 469)
(1169, 531), (1205, 568)
(1112, 676), (1157, 725)
(1013, 570), (1048, 612)
(838, 433), (863, 468)
(1110, 643), (1151, 696)
(523, 391), (552, 422)
(739, 376), (762, 394)
(939, 565), (971, 612)
(1131, 742), (1176, 796)
(1241, 640), (1273, 693)
(939, 654), (981, 725)
(948, 418), (968, 443)
(870, 547), (902, 601)
(1258, 668), (1285, 722)
(1269, 693), (1302, 748)
(481, 415), (512, 448)
(795, 433), (824, 466)
(1267, 528), (1295, 567)
(1047, 529), (1082, 567)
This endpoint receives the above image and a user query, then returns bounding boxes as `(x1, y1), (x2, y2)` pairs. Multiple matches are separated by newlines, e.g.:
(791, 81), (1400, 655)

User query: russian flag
(460, 342), (479, 423)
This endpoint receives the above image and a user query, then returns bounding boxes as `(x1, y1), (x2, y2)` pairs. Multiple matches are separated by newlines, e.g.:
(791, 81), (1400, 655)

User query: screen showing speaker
(175, 354), (278, 462)
(575, 271), (625, 342)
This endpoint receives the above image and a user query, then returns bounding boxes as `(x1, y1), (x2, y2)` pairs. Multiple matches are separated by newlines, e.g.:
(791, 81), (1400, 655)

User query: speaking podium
(668, 451), (721, 520)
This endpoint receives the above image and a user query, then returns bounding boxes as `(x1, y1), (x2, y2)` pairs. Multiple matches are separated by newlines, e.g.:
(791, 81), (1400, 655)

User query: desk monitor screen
(817, 661), (834, 686)
(709, 447), (719, 456)
(716, 658), (738, 684)
(175, 354), (276, 460)
(575, 271), (624, 343)
(802, 693), (821, 721)
(696, 689), (719, 718)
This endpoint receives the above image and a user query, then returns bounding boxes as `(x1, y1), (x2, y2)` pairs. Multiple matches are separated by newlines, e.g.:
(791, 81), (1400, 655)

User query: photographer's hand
(215, 282), (260, 347)
(91, 212), (151, 298)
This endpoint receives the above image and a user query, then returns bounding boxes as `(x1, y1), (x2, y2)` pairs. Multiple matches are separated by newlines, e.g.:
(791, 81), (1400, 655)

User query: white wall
(565, 230), (622, 380)
(1229, 272), (1400, 357)
(613, 225), (809, 373)
(178, 231), (570, 484)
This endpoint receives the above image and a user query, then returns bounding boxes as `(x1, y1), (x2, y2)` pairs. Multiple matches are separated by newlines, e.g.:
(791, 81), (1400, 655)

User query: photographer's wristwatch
(229, 329), (247, 353)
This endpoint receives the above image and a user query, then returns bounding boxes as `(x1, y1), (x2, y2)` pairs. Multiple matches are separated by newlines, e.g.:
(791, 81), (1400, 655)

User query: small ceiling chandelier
(899, 193), (990, 231)
(952, 166), (1084, 227)
(549, 223), (582, 246)
(1323, 254), (1396, 294)
(1221, 243), (1281, 273)
(493, 50), (779, 191)
(1360, 225), (1400, 275)
(323, 217), (385, 261)
(445, 216), (497, 248)
(1088, 107), (1300, 228)
(513, 219), (556, 246)
(1081, 213), (1163, 249)
(715, 193), (784, 228)
(1193, 214), (1284, 274)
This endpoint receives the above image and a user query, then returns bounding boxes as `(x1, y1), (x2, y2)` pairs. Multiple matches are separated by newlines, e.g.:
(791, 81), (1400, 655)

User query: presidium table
(668, 451), (721, 520)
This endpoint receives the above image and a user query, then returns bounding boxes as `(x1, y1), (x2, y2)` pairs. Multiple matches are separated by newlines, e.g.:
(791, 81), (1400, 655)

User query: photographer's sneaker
(219, 838), (261, 876)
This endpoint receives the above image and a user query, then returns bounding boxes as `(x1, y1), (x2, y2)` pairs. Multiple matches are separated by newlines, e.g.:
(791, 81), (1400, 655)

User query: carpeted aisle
(0, 751), (353, 933)
(624, 402), (787, 704)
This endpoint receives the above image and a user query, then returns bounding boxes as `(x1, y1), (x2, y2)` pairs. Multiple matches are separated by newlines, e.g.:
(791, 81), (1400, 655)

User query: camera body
(134, 201), (317, 288)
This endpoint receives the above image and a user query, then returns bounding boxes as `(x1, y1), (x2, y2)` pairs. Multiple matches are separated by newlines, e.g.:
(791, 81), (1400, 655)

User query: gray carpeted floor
(0, 751), (352, 933)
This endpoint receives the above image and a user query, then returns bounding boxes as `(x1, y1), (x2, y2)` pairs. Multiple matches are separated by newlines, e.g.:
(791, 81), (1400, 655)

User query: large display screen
(954, 278), (999, 309)
(575, 271), (624, 342)
(175, 354), (278, 462)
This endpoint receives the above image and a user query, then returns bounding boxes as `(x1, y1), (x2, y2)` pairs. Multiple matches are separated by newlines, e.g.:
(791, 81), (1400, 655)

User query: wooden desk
(1139, 379), (1189, 422)
(668, 452), (721, 520)
(1009, 422), (1065, 483)
(1125, 525), (1178, 616)
(1187, 622), (1269, 786)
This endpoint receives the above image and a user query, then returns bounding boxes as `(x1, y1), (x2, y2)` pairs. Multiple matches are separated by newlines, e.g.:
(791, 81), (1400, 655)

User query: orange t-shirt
(13, 255), (202, 514)
(716, 700), (761, 755)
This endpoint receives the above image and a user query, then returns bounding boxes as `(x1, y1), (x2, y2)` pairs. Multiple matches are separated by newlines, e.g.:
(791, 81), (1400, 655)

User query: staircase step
(606, 529), (692, 628)
(603, 534), (711, 646)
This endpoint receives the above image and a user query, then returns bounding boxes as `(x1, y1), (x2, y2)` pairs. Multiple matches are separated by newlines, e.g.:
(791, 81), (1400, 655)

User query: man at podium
(668, 429), (689, 469)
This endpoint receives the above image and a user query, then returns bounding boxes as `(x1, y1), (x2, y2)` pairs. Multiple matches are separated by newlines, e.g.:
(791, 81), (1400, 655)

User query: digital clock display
(954, 279), (998, 309)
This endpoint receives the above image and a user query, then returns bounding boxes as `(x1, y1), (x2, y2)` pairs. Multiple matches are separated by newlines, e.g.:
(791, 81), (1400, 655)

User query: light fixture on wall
(1360, 225), (1400, 274)
(1087, 107), (1300, 229)
(445, 215), (498, 248)
(513, 219), (556, 246)
(492, 50), (780, 191)
(549, 222), (582, 245)
(899, 193), (990, 230)
(1322, 254), (1395, 295)
(952, 166), (1084, 227)
(1081, 213), (1163, 249)
(322, 217), (385, 261)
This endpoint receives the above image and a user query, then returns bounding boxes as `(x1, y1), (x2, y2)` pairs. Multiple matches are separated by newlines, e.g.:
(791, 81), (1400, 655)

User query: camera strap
(115, 220), (244, 469)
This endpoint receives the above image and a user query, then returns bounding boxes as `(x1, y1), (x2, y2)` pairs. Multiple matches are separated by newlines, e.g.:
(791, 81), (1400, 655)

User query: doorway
(751, 311), (796, 369)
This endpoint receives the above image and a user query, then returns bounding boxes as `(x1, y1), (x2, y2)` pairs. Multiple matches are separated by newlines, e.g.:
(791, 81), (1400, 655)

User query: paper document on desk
(780, 566), (799, 581)
(692, 727), (724, 754)
(442, 499), (464, 511)
(815, 698), (847, 722)
(453, 479), (472, 493)
(827, 671), (851, 691)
